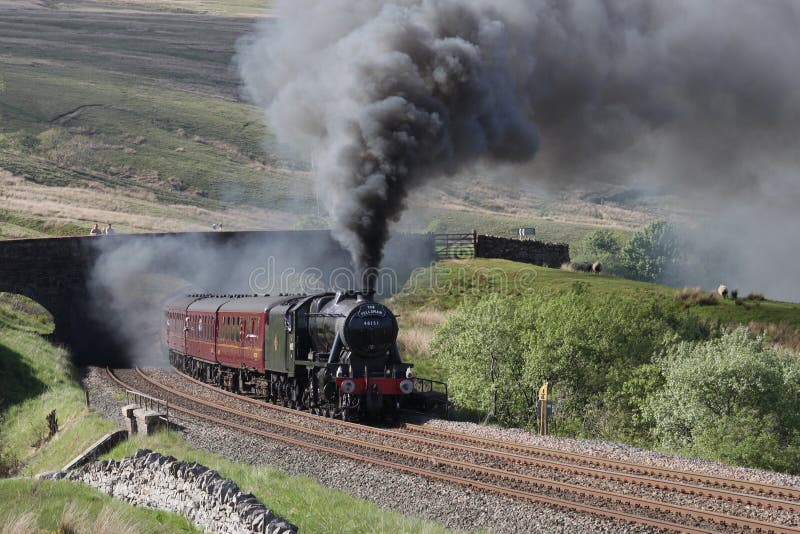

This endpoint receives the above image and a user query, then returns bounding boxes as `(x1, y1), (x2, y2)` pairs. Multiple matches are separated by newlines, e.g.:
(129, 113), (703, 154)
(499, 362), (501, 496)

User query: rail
(106, 368), (800, 534)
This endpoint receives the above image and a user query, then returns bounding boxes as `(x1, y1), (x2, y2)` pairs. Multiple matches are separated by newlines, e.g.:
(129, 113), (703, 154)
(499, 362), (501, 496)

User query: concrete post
(121, 404), (138, 435)
(133, 408), (164, 435)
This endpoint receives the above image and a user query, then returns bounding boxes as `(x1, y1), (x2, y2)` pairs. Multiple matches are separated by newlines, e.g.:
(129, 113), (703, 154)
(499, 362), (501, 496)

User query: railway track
(107, 367), (800, 533)
(160, 365), (800, 515)
(403, 424), (800, 502)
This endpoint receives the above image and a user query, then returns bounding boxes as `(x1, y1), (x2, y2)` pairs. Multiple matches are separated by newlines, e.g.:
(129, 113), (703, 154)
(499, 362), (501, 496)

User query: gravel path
(81, 366), (659, 533)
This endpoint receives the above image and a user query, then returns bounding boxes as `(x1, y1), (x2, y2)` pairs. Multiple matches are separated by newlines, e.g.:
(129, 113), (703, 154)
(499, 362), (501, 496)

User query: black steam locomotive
(164, 291), (414, 420)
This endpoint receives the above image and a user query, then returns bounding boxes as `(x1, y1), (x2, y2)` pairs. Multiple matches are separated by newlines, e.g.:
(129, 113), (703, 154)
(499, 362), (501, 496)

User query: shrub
(674, 287), (719, 306)
(746, 292), (765, 301)
(583, 229), (622, 256)
(430, 294), (536, 426)
(620, 221), (681, 282)
(522, 286), (706, 438)
(432, 286), (708, 437)
(646, 328), (800, 473)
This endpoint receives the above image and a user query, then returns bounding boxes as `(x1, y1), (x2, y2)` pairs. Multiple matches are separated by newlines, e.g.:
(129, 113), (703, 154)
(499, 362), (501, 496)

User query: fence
(125, 389), (169, 423)
(412, 377), (450, 417)
(433, 231), (476, 260)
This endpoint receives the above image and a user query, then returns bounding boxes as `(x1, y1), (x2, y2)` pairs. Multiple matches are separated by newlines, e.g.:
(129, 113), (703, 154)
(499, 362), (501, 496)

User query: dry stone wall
(44, 449), (296, 534)
(475, 235), (570, 267)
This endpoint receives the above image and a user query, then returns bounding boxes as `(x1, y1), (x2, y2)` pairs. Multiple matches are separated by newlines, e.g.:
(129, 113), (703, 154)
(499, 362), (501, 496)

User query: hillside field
(0, 0), (659, 251)
(391, 259), (800, 382)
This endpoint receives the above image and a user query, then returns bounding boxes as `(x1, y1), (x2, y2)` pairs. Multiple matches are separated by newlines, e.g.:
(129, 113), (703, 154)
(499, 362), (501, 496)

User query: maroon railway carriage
(163, 291), (415, 420)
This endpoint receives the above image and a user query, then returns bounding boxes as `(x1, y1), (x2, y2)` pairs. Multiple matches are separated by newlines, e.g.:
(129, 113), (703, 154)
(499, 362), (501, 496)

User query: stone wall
(44, 449), (296, 534)
(475, 235), (570, 268)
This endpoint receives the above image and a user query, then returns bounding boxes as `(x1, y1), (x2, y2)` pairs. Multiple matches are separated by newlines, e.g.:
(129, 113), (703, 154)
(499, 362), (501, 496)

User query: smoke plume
(239, 0), (800, 289)
(238, 1), (540, 270)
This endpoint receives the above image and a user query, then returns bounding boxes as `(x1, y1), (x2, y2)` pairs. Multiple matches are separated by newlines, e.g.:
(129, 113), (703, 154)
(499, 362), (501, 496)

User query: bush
(583, 229), (622, 256)
(430, 294), (536, 426)
(522, 285), (705, 438)
(620, 221), (681, 282)
(432, 286), (708, 438)
(675, 287), (719, 306)
(646, 328), (800, 473)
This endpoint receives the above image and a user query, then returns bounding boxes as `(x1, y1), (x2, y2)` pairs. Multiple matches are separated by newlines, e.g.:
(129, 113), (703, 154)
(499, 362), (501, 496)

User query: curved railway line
(106, 367), (800, 534)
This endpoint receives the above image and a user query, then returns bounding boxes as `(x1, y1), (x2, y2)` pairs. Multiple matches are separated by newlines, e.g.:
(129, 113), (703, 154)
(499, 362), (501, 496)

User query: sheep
(591, 262), (603, 274)
(717, 284), (728, 298)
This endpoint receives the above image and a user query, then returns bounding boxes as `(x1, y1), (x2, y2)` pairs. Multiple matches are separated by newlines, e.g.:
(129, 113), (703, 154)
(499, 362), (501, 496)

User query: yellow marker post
(538, 382), (548, 435)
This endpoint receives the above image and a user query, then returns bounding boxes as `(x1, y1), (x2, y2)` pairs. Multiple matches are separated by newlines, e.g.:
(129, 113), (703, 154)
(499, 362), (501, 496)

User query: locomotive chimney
(360, 267), (377, 300)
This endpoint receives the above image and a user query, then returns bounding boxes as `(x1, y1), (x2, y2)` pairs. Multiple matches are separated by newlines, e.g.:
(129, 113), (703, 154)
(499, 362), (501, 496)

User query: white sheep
(717, 284), (728, 298)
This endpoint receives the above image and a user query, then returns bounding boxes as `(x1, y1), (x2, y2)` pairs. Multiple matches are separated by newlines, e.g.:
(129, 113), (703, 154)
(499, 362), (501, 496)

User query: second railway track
(107, 367), (800, 533)
(152, 365), (800, 513)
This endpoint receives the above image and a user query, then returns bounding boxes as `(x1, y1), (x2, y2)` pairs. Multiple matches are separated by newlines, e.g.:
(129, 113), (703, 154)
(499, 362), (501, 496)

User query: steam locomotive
(163, 291), (414, 420)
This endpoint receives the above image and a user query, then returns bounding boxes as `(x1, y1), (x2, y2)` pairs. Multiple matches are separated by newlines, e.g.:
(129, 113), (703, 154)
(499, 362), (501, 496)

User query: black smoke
(237, 1), (541, 270)
(238, 1), (800, 293)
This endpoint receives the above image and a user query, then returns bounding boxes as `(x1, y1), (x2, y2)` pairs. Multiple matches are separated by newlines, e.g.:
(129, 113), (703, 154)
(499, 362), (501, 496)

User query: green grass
(0, 478), (198, 533)
(103, 430), (450, 534)
(394, 259), (800, 322)
(0, 209), (87, 238)
(0, 64), (313, 210)
(0, 294), (119, 476)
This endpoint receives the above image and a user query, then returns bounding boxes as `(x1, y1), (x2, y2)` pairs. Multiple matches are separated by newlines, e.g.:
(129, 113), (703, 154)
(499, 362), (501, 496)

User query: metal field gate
(433, 231), (476, 260)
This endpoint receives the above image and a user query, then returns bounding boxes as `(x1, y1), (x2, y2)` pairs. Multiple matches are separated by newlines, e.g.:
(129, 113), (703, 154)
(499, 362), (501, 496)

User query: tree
(583, 229), (621, 256)
(620, 221), (681, 282)
(646, 328), (800, 472)
(430, 294), (536, 426)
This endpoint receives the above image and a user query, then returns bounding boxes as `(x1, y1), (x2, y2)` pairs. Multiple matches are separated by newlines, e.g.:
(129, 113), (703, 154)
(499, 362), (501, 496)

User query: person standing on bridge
(89, 223), (102, 236)
(104, 223), (115, 236)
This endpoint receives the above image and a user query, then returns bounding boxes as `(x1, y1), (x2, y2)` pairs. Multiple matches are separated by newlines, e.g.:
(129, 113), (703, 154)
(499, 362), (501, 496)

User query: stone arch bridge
(0, 231), (433, 366)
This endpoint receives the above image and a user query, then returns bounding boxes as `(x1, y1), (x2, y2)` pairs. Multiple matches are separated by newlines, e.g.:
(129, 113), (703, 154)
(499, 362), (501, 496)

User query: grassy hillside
(0, 2), (663, 245)
(0, 292), (120, 476)
(0, 5), (317, 238)
(391, 259), (800, 381)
